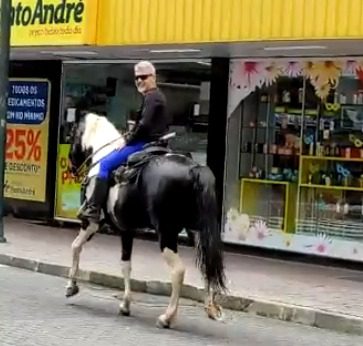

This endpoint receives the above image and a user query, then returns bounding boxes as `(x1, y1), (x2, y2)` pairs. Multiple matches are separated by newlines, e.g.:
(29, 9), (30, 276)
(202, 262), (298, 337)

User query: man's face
(134, 73), (156, 94)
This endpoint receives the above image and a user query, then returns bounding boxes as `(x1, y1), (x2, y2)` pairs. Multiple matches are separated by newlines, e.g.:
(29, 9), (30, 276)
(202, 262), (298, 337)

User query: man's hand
(115, 138), (126, 150)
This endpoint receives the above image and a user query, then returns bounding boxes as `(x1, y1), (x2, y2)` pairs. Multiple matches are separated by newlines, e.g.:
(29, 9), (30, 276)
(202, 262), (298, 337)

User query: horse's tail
(191, 165), (226, 293)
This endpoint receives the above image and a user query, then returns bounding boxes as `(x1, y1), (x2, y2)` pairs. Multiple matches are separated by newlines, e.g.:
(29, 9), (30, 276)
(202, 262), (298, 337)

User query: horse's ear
(75, 96), (91, 123)
(75, 109), (87, 124)
(75, 109), (81, 123)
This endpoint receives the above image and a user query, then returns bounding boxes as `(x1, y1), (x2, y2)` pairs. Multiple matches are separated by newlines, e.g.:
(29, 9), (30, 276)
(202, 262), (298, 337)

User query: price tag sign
(4, 79), (50, 202)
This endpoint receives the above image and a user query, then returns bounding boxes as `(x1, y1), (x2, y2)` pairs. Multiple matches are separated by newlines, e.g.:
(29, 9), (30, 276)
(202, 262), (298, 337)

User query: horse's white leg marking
(66, 224), (98, 292)
(157, 248), (185, 328)
(119, 261), (132, 315)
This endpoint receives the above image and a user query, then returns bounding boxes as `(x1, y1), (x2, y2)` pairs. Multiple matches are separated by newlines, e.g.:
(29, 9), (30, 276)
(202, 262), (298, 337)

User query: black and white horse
(67, 112), (226, 328)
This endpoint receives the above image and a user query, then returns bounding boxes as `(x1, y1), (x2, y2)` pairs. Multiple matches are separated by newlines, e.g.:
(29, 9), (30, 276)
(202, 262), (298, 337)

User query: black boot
(78, 177), (108, 224)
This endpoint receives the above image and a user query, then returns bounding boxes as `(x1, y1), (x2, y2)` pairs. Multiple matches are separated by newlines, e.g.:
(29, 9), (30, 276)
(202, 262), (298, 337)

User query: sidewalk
(1, 217), (363, 334)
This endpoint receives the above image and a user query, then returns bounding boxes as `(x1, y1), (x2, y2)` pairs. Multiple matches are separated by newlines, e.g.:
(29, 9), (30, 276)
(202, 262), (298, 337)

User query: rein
(73, 133), (129, 178)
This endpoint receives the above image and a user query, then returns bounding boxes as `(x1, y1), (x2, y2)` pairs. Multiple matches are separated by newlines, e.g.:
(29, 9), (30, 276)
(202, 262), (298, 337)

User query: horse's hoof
(65, 284), (79, 298)
(156, 314), (171, 329)
(119, 306), (130, 316)
(205, 303), (224, 321)
(119, 300), (131, 316)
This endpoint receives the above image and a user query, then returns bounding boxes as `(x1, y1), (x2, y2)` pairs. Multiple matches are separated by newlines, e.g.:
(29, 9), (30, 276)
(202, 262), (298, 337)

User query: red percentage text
(6, 128), (42, 162)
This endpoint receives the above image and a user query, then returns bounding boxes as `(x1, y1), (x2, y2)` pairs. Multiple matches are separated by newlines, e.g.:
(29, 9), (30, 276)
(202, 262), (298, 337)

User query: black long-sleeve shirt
(127, 88), (170, 144)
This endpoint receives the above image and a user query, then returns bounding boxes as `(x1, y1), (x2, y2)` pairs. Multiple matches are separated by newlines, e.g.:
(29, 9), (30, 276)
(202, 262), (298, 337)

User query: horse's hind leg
(119, 230), (134, 316)
(66, 224), (98, 297)
(157, 232), (185, 328)
(204, 279), (223, 321)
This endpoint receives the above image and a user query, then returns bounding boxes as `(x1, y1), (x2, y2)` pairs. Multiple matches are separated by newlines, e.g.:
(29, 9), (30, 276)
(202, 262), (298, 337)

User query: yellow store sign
(11, 0), (98, 46)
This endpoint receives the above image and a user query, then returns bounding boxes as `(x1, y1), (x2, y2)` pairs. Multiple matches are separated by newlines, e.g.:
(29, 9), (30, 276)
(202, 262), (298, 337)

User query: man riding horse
(67, 61), (226, 327)
(78, 61), (170, 226)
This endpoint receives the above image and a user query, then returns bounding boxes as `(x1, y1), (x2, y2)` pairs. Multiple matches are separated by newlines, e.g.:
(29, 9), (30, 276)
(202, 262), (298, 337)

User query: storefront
(223, 58), (363, 261)
(6, 0), (363, 261)
(5, 0), (98, 219)
(7, 1), (228, 224)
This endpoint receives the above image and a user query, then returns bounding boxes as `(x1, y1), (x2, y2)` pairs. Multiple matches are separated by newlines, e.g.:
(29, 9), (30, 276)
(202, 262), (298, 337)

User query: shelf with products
(300, 184), (363, 192)
(301, 86), (363, 158)
(238, 77), (311, 234)
(239, 78), (305, 182)
(299, 155), (363, 190)
(298, 88), (363, 190)
(297, 82), (363, 239)
(301, 155), (363, 162)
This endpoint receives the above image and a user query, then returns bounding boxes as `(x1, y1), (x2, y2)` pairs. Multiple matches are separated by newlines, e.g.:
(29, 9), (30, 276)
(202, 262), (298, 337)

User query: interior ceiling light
(40, 50), (97, 55)
(263, 45), (327, 51)
(196, 61), (211, 66)
(150, 48), (201, 53)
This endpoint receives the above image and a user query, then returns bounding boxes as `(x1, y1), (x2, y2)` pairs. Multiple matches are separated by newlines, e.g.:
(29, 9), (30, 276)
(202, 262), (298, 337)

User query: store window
(59, 61), (210, 163)
(55, 60), (211, 221)
(223, 59), (363, 261)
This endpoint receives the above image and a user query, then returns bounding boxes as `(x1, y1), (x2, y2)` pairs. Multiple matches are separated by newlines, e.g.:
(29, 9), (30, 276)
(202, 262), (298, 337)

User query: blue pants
(98, 141), (146, 179)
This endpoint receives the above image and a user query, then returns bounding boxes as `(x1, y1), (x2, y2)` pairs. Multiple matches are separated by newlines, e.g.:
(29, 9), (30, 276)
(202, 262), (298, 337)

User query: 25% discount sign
(5, 128), (42, 162)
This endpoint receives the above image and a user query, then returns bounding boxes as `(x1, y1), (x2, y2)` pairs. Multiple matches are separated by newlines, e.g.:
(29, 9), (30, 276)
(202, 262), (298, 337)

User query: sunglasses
(135, 74), (151, 81)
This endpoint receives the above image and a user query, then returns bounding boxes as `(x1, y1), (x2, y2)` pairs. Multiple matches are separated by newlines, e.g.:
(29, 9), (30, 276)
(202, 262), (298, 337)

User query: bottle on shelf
(343, 202), (349, 215)
(309, 142), (314, 156)
(353, 93), (358, 104)
(345, 147), (351, 159)
(339, 92), (347, 104)
(298, 88), (303, 103)
(334, 91), (339, 104)
(282, 90), (291, 103)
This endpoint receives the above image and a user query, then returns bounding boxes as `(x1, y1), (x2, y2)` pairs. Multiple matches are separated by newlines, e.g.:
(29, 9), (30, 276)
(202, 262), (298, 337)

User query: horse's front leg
(65, 224), (97, 297)
(119, 230), (134, 316)
(157, 240), (185, 328)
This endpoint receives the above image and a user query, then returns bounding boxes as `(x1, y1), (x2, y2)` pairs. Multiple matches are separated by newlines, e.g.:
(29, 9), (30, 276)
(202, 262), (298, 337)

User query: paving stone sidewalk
(1, 217), (363, 334)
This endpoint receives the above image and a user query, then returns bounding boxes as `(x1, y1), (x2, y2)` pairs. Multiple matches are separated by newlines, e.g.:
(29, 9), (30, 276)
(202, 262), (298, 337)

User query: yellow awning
(96, 0), (363, 46)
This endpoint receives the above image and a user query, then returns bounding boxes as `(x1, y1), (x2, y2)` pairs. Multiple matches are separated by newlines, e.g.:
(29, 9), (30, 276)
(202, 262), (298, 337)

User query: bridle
(70, 131), (130, 178)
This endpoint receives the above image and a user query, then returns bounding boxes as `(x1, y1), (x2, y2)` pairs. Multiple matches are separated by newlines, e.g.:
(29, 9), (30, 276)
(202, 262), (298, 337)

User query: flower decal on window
(225, 208), (250, 241)
(250, 220), (270, 240)
(305, 233), (332, 254)
(282, 61), (303, 78)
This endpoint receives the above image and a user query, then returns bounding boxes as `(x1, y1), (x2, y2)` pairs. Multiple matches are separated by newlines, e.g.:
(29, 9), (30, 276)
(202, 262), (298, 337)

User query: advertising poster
(55, 144), (82, 220)
(4, 79), (51, 202)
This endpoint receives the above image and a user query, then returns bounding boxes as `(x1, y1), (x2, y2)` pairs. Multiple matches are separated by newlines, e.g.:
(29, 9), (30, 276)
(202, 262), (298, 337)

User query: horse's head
(68, 112), (92, 176)
(68, 112), (125, 176)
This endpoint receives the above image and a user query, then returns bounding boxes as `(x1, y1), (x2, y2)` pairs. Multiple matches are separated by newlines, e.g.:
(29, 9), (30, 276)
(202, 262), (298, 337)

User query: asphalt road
(1, 265), (363, 346)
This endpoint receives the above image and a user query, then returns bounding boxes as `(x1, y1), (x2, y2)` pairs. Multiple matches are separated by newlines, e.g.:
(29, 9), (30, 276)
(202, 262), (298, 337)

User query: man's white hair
(134, 61), (156, 76)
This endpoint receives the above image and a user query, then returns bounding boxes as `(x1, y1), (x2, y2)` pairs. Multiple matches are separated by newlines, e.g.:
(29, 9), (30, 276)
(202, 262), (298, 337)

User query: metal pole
(0, 0), (11, 243)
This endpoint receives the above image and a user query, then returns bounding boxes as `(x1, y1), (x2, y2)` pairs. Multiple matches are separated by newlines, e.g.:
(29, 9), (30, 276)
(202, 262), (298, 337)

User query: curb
(1, 253), (363, 336)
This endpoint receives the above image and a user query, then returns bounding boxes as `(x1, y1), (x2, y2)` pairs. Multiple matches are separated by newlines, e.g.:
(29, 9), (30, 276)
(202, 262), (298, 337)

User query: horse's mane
(82, 112), (124, 151)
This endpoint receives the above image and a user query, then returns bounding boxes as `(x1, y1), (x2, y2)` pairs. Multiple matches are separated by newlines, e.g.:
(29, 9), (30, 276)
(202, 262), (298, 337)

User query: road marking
(0, 264), (9, 268)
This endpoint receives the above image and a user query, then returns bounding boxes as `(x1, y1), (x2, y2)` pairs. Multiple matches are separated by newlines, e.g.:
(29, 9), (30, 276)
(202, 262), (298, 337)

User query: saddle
(111, 134), (174, 186)
(112, 145), (170, 185)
